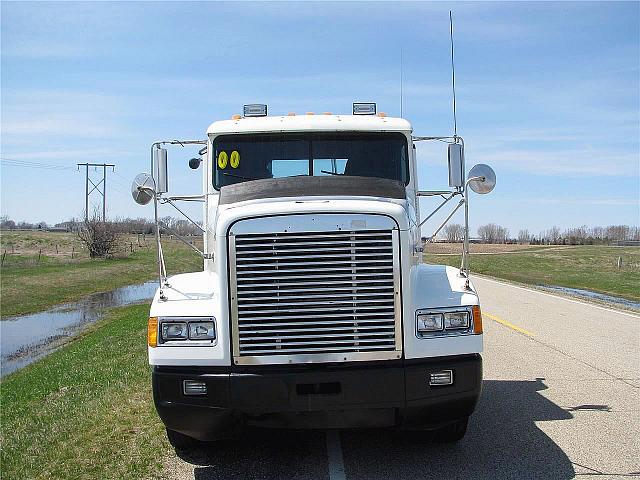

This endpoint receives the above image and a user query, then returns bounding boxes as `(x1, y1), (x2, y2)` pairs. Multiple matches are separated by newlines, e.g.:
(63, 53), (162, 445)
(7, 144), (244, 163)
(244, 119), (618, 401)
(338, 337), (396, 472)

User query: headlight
(159, 318), (216, 344)
(417, 313), (444, 332)
(188, 321), (215, 340)
(444, 311), (470, 330)
(162, 322), (188, 341)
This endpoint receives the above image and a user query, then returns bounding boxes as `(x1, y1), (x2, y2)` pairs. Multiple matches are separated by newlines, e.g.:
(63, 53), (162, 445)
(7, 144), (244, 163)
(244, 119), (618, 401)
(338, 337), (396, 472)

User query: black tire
(432, 417), (468, 443)
(166, 428), (202, 452)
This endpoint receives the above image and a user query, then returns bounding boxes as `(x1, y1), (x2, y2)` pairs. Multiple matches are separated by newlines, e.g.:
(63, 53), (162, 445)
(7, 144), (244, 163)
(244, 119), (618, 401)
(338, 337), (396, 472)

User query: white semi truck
(131, 102), (496, 450)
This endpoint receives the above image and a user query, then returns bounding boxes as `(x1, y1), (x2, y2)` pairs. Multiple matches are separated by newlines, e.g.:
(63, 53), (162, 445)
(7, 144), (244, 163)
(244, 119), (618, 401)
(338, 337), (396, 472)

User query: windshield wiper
(320, 170), (344, 176)
(222, 172), (258, 181)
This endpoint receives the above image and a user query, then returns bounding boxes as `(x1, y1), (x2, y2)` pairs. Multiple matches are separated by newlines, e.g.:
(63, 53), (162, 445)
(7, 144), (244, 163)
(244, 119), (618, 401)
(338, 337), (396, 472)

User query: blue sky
(1, 1), (638, 236)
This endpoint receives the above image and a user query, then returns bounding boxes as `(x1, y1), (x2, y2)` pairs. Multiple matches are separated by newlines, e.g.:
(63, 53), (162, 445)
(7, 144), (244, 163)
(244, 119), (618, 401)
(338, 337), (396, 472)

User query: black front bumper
(153, 354), (482, 441)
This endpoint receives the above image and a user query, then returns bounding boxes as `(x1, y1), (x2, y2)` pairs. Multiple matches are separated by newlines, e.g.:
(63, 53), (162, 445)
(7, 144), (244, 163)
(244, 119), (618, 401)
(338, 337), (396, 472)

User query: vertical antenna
(449, 10), (457, 137)
(400, 48), (404, 117)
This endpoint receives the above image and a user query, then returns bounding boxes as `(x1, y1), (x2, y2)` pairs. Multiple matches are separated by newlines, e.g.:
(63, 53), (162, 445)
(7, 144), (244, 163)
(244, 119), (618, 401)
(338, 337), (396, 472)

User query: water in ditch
(0, 281), (158, 377)
(540, 285), (640, 310)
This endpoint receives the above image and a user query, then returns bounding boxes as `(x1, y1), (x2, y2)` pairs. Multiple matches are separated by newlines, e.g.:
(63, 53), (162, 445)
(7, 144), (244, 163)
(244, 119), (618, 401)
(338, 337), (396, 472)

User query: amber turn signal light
(148, 317), (158, 347)
(472, 306), (483, 334)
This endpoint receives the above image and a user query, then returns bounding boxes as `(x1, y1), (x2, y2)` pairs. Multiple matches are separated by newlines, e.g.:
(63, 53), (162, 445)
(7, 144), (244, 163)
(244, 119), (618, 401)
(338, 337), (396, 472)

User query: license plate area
(296, 382), (342, 396)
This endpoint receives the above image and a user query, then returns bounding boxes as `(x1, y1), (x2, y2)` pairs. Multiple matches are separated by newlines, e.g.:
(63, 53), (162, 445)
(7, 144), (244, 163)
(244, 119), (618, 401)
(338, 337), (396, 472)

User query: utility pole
(77, 163), (115, 222)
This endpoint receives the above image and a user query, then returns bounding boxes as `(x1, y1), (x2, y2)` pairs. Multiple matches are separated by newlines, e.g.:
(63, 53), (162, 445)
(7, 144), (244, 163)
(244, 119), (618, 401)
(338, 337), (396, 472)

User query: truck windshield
(213, 132), (409, 189)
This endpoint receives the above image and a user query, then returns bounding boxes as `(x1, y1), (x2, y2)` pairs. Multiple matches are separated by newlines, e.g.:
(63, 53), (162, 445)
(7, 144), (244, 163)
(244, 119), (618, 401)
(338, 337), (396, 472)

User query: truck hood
(211, 175), (414, 237)
(213, 195), (413, 239)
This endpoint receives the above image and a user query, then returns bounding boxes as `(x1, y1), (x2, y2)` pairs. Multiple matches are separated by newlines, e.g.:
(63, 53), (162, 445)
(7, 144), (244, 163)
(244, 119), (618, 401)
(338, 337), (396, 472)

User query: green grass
(1, 237), (201, 317)
(425, 245), (640, 302)
(0, 304), (169, 480)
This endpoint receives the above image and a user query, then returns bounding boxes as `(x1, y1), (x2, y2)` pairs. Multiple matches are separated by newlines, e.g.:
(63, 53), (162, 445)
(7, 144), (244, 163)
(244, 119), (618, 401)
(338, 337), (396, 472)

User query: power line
(0, 157), (78, 171)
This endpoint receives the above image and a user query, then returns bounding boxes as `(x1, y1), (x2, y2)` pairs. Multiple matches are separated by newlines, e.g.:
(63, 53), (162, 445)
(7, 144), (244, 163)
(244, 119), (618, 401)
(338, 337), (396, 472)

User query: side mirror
(154, 147), (168, 193)
(467, 164), (496, 194)
(131, 173), (156, 205)
(447, 143), (465, 188)
(189, 158), (202, 169)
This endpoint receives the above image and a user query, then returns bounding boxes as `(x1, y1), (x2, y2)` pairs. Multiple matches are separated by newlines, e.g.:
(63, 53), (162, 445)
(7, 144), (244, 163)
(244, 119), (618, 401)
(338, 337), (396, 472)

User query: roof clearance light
(243, 104), (268, 117)
(353, 102), (377, 115)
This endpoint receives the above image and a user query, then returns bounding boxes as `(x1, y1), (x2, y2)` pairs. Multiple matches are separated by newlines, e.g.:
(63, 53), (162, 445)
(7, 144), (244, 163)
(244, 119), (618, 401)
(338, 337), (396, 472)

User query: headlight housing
(154, 317), (217, 345)
(415, 307), (479, 338)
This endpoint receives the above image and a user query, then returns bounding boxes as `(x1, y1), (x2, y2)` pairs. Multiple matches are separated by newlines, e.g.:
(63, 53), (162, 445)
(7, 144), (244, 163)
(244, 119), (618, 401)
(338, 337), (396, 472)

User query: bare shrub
(77, 213), (121, 258)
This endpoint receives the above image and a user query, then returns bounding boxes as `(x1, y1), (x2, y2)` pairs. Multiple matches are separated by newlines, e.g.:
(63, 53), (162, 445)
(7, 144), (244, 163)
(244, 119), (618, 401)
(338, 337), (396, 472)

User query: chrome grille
(229, 229), (401, 365)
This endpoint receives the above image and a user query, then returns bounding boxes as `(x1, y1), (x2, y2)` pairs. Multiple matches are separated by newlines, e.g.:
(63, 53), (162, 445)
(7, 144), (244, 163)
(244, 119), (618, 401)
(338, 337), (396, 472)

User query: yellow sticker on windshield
(217, 151), (228, 169)
(230, 150), (240, 168)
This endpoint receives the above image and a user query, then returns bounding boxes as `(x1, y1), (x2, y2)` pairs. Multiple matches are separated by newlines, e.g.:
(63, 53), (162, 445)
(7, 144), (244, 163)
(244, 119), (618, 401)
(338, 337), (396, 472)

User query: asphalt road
(164, 276), (640, 480)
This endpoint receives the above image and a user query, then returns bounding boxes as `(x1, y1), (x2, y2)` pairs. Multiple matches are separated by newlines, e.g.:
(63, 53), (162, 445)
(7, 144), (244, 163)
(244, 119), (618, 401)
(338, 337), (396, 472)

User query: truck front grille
(229, 229), (401, 364)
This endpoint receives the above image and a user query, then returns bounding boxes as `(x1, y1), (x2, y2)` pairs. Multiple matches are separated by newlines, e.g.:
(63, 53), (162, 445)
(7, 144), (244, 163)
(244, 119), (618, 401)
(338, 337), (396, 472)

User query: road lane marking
(474, 275), (640, 319)
(485, 312), (534, 336)
(326, 430), (346, 480)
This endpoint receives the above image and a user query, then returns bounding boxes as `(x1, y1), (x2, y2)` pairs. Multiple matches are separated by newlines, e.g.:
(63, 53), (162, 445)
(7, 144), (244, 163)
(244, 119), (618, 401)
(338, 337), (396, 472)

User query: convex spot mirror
(468, 164), (496, 194)
(131, 173), (155, 205)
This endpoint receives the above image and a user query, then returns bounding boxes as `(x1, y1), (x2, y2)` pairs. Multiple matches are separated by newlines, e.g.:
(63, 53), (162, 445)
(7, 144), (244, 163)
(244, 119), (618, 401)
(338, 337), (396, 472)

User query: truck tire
(432, 417), (468, 443)
(166, 428), (202, 452)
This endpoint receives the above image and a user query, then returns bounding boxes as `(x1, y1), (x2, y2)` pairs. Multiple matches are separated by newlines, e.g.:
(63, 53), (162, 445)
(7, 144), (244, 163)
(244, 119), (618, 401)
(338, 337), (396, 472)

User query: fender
(403, 264), (483, 359)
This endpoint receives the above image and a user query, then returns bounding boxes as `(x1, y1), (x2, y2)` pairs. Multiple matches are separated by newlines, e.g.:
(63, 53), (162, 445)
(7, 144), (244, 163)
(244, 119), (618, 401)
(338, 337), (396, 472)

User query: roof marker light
(377, 112), (387, 117)
(353, 102), (376, 115)
(287, 112), (296, 116)
(322, 112), (332, 115)
(243, 104), (268, 117)
(306, 112), (315, 115)
(231, 114), (241, 120)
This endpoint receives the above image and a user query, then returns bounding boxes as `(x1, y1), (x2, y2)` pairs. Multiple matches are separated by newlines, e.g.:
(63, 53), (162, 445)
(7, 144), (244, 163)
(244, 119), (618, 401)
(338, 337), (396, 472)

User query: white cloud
(526, 198), (639, 207)
(1, 90), (125, 139)
(1, 43), (87, 58)
(0, 148), (129, 161)
(472, 147), (638, 177)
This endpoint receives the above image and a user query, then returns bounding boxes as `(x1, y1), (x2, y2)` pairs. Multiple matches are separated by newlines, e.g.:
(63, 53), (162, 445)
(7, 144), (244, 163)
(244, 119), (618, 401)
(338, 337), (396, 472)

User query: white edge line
(473, 275), (640, 319)
(326, 430), (346, 480)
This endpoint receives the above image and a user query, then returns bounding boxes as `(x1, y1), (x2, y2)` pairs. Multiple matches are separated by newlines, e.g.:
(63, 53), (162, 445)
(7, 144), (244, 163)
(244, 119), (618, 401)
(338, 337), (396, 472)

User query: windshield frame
(211, 131), (410, 191)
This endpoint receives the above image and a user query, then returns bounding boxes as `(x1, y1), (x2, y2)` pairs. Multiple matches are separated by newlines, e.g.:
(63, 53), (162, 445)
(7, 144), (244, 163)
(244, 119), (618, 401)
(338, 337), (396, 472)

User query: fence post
(38, 248), (42, 262)
(56, 244), (59, 254)
(1, 250), (6, 267)
(617, 256), (622, 269)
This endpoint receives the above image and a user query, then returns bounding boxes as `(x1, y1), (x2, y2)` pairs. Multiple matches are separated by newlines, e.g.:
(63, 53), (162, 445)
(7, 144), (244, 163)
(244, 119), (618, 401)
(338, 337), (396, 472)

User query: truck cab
(134, 103), (495, 450)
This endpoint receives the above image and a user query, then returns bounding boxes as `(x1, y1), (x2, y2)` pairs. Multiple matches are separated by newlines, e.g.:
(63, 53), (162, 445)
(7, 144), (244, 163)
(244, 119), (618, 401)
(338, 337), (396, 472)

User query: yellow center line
(484, 312), (534, 336)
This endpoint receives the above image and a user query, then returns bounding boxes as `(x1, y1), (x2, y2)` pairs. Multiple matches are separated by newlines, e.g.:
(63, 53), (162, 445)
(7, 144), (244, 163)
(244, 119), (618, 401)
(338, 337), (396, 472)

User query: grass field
(1, 231), (202, 317)
(425, 245), (640, 302)
(0, 304), (169, 480)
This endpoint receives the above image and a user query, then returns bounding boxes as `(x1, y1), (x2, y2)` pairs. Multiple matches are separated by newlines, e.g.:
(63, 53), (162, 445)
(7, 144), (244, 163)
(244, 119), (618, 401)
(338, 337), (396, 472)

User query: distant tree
(542, 226), (562, 244)
(605, 225), (630, 241)
(16, 221), (34, 230)
(517, 229), (531, 244)
(0, 216), (16, 230)
(477, 223), (509, 244)
(564, 225), (588, 245)
(443, 223), (464, 243)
